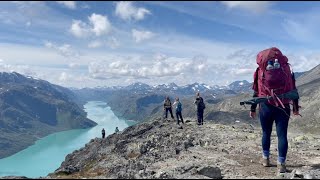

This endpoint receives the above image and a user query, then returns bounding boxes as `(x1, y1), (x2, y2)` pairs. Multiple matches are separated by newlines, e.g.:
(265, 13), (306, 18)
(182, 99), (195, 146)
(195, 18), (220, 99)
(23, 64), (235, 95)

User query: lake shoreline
(0, 101), (134, 178)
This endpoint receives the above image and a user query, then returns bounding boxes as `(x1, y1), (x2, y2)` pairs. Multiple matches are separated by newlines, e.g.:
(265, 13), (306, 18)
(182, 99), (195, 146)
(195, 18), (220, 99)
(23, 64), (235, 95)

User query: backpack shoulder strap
(252, 67), (259, 93)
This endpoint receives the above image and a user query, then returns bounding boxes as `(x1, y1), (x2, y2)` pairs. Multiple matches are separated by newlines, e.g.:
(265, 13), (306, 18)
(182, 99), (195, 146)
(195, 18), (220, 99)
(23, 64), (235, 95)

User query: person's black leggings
(197, 109), (204, 125)
(176, 111), (184, 124)
(165, 107), (174, 119)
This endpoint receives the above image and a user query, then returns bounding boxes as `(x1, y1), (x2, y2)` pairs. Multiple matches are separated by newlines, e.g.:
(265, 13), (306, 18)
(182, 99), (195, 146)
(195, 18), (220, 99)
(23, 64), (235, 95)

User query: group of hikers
(163, 92), (206, 126)
(162, 47), (302, 174)
(99, 47), (301, 175)
(101, 127), (119, 139)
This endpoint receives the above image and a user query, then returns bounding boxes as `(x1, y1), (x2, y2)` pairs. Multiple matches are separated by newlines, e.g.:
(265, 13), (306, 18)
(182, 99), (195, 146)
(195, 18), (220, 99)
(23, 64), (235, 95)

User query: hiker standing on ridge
(163, 96), (175, 121)
(115, 127), (119, 133)
(173, 97), (184, 125)
(194, 92), (205, 125)
(102, 128), (105, 139)
(249, 47), (300, 174)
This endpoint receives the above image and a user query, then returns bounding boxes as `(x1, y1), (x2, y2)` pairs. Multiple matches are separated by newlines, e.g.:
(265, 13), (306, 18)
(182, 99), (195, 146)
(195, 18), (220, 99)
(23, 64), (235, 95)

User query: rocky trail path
(44, 118), (320, 179)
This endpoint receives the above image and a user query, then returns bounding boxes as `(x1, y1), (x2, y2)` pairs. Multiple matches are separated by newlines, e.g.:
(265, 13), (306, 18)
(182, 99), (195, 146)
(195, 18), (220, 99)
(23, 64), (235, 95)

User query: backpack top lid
(256, 47), (288, 70)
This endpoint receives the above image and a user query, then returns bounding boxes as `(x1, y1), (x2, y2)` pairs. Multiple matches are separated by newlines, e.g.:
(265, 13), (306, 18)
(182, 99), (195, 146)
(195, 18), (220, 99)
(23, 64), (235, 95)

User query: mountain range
(0, 72), (97, 159)
(74, 80), (252, 96)
(72, 80), (253, 121)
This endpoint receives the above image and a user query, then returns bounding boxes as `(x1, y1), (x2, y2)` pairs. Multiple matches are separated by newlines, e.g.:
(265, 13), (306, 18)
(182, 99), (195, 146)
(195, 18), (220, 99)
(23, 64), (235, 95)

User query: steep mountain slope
(0, 72), (97, 159)
(107, 91), (167, 121)
(291, 64), (320, 134)
(295, 65), (320, 87)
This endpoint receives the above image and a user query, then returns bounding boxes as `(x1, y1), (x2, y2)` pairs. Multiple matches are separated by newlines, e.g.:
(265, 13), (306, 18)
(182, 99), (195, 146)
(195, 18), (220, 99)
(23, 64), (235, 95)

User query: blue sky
(0, 1), (320, 88)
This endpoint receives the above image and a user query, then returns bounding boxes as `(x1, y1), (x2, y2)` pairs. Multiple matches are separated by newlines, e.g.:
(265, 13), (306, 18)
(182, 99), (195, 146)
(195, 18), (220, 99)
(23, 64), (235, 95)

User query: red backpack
(252, 47), (297, 108)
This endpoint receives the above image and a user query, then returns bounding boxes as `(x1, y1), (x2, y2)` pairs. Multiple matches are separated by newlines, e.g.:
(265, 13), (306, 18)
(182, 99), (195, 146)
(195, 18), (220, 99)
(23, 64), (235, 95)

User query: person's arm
(250, 91), (258, 112)
(194, 98), (198, 104)
(249, 91), (258, 119)
(292, 72), (300, 115)
(250, 68), (260, 115)
(173, 101), (177, 106)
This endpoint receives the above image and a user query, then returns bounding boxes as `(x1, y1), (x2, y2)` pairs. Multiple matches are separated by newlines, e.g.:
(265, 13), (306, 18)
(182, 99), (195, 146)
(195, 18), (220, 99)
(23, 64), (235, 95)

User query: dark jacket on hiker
(102, 129), (105, 138)
(194, 95), (205, 125)
(163, 97), (174, 119)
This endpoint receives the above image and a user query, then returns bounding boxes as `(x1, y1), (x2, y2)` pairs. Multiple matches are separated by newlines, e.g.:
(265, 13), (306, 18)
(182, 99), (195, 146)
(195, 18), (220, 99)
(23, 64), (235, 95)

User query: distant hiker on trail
(102, 128), (105, 139)
(173, 97), (184, 125)
(115, 127), (119, 133)
(194, 92), (205, 125)
(248, 47), (300, 174)
(163, 96), (175, 121)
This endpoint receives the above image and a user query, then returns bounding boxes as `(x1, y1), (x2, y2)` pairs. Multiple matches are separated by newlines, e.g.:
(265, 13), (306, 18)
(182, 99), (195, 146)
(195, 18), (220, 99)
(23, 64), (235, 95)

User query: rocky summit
(47, 118), (320, 179)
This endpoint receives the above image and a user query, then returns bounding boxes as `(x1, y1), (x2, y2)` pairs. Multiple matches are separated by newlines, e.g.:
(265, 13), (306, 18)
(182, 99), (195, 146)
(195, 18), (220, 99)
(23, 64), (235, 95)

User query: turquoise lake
(0, 101), (136, 178)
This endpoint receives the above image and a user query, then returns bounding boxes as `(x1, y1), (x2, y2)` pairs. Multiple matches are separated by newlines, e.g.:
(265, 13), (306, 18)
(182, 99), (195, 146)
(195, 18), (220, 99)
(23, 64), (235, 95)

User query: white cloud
(286, 53), (320, 73)
(0, 62), (38, 77)
(132, 29), (155, 43)
(70, 13), (111, 38)
(233, 68), (256, 75)
(108, 36), (120, 49)
(26, 21), (31, 27)
(280, 9), (320, 45)
(87, 55), (210, 80)
(88, 40), (103, 48)
(70, 20), (90, 38)
(44, 41), (79, 58)
(68, 63), (81, 69)
(59, 72), (68, 81)
(220, 1), (272, 13)
(115, 1), (151, 21)
(81, 3), (90, 9)
(282, 19), (313, 43)
(154, 53), (168, 61)
(89, 13), (112, 36)
(56, 1), (76, 9)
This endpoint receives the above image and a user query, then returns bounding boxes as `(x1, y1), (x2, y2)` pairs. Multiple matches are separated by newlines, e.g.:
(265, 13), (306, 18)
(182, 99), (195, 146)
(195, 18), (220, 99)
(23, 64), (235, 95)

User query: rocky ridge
(47, 118), (320, 179)
(0, 72), (97, 159)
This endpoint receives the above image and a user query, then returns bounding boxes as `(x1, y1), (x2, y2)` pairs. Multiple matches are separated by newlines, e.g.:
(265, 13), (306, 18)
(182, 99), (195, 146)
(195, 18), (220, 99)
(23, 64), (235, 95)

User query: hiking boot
(262, 158), (271, 167)
(277, 163), (287, 173)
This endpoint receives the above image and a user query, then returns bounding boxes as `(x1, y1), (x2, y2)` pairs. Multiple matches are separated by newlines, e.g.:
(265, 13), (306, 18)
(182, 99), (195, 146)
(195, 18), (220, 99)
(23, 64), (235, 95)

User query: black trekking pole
(240, 89), (300, 106)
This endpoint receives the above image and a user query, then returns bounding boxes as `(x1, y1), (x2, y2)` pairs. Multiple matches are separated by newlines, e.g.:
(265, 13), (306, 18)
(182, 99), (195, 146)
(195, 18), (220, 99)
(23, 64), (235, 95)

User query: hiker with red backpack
(247, 47), (300, 174)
